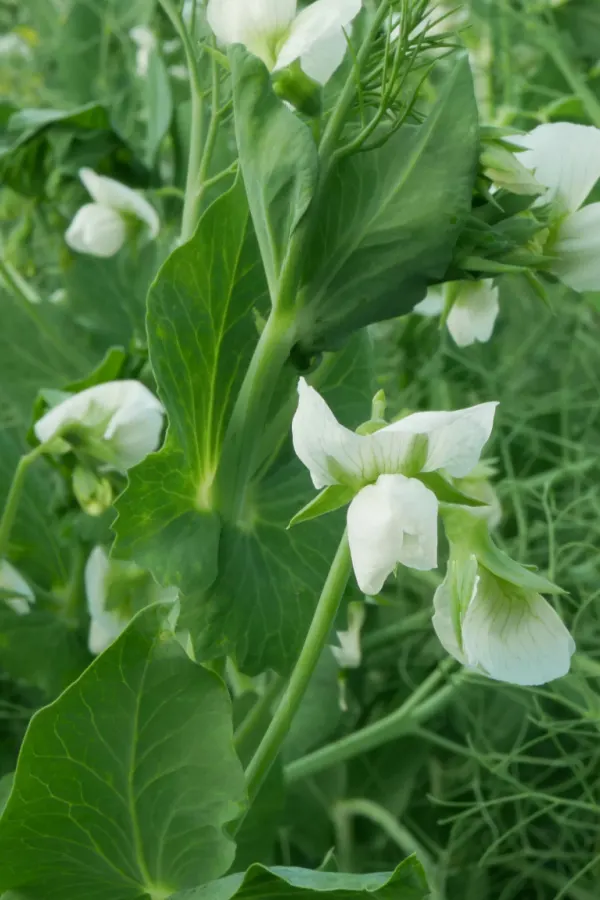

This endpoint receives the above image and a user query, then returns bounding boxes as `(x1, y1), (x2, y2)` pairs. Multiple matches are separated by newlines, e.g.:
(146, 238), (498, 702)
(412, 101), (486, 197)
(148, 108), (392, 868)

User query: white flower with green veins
(415, 280), (500, 348)
(206, 0), (362, 85)
(518, 122), (600, 293)
(0, 560), (35, 616)
(65, 168), (159, 258)
(292, 378), (497, 596)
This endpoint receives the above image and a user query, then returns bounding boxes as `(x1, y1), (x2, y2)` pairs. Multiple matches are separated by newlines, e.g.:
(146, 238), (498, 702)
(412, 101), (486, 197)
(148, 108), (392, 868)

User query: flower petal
(65, 203), (127, 257)
(34, 380), (164, 470)
(462, 571), (575, 686)
(300, 28), (347, 84)
(347, 475), (438, 595)
(384, 403), (498, 478)
(292, 378), (365, 488)
(446, 280), (500, 347)
(550, 202), (600, 293)
(207, 0), (297, 66)
(413, 286), (444, 317)
(517, 122), (600, 213)
(0, 560), (35, 616)
(432, 570), (468, 666)
(85, 547), (127, 655)
(79, 169), (160, 237)
(274, 0), (361, 74)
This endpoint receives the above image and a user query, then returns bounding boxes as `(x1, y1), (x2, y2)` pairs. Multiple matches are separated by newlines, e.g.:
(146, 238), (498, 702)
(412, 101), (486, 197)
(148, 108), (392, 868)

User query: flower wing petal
(517, 123), (600, 213)
(79, 169), (159, 237)
(347, 475), (437, 596)
(0, 560), (34, 615)
(292, 378), (365, 488)
(551, 202), (600, 293)
(462, 572), (575, 686)
(275, 0), (360, 73)
(413, 286), (444, 317)
(300, 27), (347, 84)
(65, 203), (127, 257)
(446, 280), (500, 347)
(432, 570), (467, 665)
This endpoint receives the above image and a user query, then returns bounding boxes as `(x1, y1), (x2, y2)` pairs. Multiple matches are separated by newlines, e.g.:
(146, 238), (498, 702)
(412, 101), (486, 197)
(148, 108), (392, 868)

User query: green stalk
(234, 674), (284, 752)
(285, 658), (462, 782)
(539, 27), (600, 128)
(0, 442), (52, 560)
(241, 532), (352, 813)
(158, 0), (205, 241)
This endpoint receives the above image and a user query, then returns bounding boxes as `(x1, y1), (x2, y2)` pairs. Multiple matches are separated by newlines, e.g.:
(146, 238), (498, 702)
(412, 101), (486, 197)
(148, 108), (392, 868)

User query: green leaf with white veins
(231, 47), (318, 303)
(0, 604), (246, 900)
(113, 179), (268, 593)
(173, 857), (429, 899)
(296, 55), (479, 351)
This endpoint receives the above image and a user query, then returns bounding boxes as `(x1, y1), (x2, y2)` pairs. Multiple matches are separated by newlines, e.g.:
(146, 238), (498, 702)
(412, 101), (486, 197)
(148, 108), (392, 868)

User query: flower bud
(72, 466), (114, 517)
(65, 203), (127, 258)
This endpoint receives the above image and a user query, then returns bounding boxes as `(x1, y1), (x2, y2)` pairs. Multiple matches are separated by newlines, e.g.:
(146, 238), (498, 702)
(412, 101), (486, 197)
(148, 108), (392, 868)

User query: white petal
(462, 572), (575, 686)
(550, 203), (600, 293)
(85, 547), (126, 654)
(446, 280), (500, 347)
(65, 203), (127, 257)
(413, 286), (444, 317)
(300, 28), (347, 84)
(274, 0), (361, 74)
(79, 169), (160, 237)
(34, 380), (164, 470)
(384, 403), (498, 478)
(517, 123), (600, 213)
(207, 0), (297, 66)
(292, 378), (364, 488)
(431, 570), (468, 666)
(0, 560), (35, 615)
(129, 25), (156, 49)
(347, 475), (438, 596)
(88, 616), (126, 655)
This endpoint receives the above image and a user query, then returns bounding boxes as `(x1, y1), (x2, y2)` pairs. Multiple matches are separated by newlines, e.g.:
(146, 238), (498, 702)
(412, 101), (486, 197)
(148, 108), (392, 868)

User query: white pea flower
(65, 168), (159, 258)
(129, 25), (156, 76)
(517, 123), (600, 293)
(331, 601), (365, 669)
(206, 0), (362, 85)
(0, 561), (35, 616)
(432, 557), (574, 686)
(292, 379), (497, 595)
(34, 380), (165, 472)
(414, 280), (500, 347)
(85, 547), (129, 655)
(85, 547), (179, 655)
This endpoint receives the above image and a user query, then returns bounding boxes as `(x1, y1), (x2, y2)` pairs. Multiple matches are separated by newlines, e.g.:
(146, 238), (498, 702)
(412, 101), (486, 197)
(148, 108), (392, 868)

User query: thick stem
(220, 308), (296, 519)
(285, 658), (462, 782)
(0, 443), (51, 560)
(158, 0), (205, 241)
(241, 532), (352, 812)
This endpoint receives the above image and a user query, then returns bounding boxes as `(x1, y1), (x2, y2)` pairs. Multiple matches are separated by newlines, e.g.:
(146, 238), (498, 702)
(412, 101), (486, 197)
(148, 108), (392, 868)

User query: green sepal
(417, 472), (488, 508)
(289, 484), (354, 529)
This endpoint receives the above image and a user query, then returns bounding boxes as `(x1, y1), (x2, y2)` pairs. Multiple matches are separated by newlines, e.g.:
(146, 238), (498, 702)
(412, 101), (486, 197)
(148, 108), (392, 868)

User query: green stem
(195, 44), (221, 213)
(158, 0), (205, 241)
(286, 658), (462, 782)
(241, 532), (352, 813)
(234, 675), (284, 752)
(334, 798), (439, 892)
(536, 21), (600, 128)
(0, 442), (51, 560)
(220, 307), (296, 519)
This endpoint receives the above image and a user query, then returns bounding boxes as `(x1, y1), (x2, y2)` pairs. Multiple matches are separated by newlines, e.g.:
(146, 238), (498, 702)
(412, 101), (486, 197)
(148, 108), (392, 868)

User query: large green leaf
(174, 858), (428, 899)
(0, 604), (246, 900)
(230, 48), (318, 303)
(113, 179), (267, 593)
(296, 56), (479, 351)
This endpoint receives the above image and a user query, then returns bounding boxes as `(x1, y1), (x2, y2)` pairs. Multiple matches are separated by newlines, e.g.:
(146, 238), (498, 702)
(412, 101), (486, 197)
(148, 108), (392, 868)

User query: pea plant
(1, 1), (599, 898)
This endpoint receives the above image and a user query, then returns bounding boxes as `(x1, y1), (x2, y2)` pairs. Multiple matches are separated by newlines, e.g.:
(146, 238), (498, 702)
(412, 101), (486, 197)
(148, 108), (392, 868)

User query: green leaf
(289, 484), (354, 528)
(0, 604), (246, 900)
(173, 857), (429, 899)
(0, 102), (146, 197)
(146, 49), (173, 164)
(113, 179), (267, 593)
(230, 47), (318, 302)
(416, 472), (487, 508)
(183, 460), (344, 676)
(297, 55), (479, 351)
(0, 607), (89, 698)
